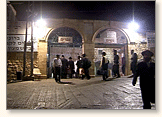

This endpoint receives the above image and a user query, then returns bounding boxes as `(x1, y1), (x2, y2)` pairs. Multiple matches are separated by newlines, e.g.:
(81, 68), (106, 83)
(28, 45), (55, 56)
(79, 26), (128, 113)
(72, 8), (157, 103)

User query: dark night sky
(9, 1), (155, 30)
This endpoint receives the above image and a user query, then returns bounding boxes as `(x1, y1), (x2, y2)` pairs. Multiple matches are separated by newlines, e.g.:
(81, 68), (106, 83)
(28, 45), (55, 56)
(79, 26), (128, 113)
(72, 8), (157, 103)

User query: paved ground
(7, 76), (155, 109)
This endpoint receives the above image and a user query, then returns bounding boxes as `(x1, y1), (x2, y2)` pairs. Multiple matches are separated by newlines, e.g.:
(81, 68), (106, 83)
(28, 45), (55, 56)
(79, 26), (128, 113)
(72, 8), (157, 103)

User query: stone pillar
(124, 44), (130, 75)
(82, 42), (95, 77)
(82, 22), (95, 77)
(37, 41), (47, 78)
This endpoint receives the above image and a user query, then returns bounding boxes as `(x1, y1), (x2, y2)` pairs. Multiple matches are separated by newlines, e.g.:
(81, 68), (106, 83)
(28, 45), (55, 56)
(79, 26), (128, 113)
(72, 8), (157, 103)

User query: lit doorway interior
(47, 27), (82, 78)
(94, 28), (128, 77)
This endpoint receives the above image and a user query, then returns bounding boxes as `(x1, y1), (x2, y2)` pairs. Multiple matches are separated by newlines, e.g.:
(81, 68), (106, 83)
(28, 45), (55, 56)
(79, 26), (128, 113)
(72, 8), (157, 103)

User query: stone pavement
(7, 76), (155, 109)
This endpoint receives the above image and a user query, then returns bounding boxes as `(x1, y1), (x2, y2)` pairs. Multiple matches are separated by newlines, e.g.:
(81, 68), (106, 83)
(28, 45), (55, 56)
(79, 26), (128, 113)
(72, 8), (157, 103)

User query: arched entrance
(47, 27), (83, 78)
(92, 26), (129, 76)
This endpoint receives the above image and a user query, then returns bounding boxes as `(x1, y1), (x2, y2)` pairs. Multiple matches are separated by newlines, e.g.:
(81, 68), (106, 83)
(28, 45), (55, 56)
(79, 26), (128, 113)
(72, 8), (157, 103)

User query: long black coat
(114, 54), (119, 64)
(68, 61), (75, 74)
(82, 57), (89, 69)
(133, 61), (155, 104)
(61, 58), (68, 74)
(76, 60), (82, 73)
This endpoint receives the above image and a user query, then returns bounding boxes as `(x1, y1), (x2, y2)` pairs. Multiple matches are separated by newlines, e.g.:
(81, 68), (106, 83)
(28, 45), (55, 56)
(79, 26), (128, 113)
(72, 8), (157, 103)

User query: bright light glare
(36, 19), (46, 27)
(128, 21), (139, 31)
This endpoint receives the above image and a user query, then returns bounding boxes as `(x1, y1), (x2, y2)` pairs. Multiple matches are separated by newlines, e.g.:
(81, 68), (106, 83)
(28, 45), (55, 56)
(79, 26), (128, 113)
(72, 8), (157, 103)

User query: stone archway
(37, 25), (85, 78)
(36, 19), (132, 78)
(45, 27), (85, 43)
(47, 27), (83, 78)
(92, 25), (130, 43)
(92, 25), (130, 75)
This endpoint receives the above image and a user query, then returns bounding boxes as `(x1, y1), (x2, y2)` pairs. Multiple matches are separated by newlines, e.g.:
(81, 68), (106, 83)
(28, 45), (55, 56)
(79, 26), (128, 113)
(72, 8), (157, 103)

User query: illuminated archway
(92, 25), (130, 43)
(92, 25), (130, 76)
(46, 27), (83, 78)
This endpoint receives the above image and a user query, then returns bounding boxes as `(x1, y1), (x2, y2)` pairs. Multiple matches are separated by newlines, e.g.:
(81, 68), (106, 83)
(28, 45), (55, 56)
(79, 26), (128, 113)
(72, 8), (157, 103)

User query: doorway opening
(47, 27), (82, 78)
(94, 28), (128, 77)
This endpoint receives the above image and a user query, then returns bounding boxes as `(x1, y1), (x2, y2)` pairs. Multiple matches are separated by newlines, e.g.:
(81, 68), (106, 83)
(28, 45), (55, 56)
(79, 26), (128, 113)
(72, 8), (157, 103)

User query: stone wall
(127, 43), (148, 75)
(37, 41), (47, 77)
(7, 52), (38, 81)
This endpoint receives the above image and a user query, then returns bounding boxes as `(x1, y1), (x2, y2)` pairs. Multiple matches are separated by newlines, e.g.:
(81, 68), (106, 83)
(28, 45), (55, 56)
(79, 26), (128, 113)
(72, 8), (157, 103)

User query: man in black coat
(112, 50), (120, 78)
(81, 54), (91, 80)
(132, 50), (155, 109)
(128, 50), (138, 78)
(100, 52), (109, 81)
(131, 50), (138, 75)
(61, 55), (68, 79)
(68, 57), (75, 78)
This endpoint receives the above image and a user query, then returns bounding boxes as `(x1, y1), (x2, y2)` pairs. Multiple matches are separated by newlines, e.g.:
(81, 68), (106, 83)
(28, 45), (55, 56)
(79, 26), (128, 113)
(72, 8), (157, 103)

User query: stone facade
(7, 52), (38, 81)
(7, 18), (154, 79)
(39, 19), (131, 77)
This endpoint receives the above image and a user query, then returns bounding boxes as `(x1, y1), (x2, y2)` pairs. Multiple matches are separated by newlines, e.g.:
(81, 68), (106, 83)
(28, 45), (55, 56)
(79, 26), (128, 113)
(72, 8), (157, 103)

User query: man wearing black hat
(132, 50), (155, 109)
(128, 50), (138, 78)
(68, 57), (75, 78)
(61, 55), (68, 79)
(112, 50), (120, 78)
(81, 54), (91, 80)
(53, 55), (62, 82)
(100, 52), (109, 80)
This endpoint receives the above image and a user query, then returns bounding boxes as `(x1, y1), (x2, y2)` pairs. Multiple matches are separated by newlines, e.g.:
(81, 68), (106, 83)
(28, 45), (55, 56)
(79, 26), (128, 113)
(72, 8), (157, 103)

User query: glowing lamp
(35, 19), (46, 27)
(128, 21), (139, 31)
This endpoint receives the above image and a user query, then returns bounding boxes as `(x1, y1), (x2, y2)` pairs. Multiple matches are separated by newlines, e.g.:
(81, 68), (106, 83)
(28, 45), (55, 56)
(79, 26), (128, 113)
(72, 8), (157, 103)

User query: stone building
(7, 4), (155, 80)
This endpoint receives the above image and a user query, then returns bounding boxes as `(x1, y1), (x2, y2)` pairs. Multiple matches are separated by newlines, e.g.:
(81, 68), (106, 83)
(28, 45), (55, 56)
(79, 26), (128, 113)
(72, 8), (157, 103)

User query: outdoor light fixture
(35, 19), (46, 27)
(128, 21), (139, 31)
(34, 19), (47, 39)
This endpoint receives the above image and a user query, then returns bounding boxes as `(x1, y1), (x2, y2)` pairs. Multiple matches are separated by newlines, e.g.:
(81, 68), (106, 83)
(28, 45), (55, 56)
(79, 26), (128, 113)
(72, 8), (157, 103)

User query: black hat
(141, 50), (154, 57)
(82, 54), (86, 57)
(102, 52), (106, 56)
(69, 57), (72, 59)
(56, 54), (60, 57)
(114, 49), (117, 52)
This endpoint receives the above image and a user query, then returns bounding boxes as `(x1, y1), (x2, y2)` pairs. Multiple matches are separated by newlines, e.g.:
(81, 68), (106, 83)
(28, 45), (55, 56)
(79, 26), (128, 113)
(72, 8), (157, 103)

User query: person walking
(122, 56), (125, 76)
(132, 50), (155, 109)
(61, 55), (68, 79)
(112, 50), (120, 78)
(81, 54), (91, 80)
(100, 52), (109, 81)
(53, 55), (62, 82)
(68, 57), (75, 78)
(128, 50), (138, 78)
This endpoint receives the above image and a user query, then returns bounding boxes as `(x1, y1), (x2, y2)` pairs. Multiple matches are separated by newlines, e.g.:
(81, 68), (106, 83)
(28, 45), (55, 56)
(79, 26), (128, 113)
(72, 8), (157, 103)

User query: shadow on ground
(58, 81), (76, 85)
(74, 77), (117, 87)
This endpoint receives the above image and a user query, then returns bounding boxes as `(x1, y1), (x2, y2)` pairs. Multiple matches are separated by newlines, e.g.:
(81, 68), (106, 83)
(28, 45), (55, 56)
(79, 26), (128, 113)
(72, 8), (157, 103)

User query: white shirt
(100, 56), (109, 68)
(53, 58), (62, 67)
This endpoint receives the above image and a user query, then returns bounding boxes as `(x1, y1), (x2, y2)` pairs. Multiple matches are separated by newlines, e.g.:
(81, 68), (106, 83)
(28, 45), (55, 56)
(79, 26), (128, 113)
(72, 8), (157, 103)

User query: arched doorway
(47, 27), (82, 78)
(93, 27), (129, 76)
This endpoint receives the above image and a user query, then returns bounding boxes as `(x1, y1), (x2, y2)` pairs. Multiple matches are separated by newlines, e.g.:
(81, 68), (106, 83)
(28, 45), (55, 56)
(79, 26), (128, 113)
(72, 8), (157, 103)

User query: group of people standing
(100, 49), (138, 79)
(52, 49), (155, 109)
(52, 54), (91, 83)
